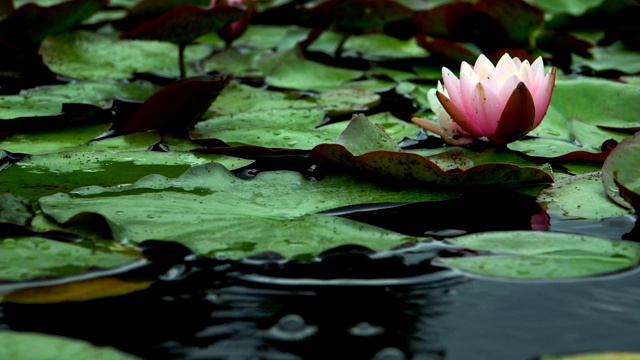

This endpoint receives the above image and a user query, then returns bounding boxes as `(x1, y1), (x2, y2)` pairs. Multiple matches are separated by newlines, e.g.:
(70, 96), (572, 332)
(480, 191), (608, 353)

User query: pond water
(1, 213), (637, 359)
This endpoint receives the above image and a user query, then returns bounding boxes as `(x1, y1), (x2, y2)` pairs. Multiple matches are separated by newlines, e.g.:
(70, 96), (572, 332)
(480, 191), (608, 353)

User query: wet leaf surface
(602, 131), (640, 211)
(0, 332), (135, 359)
(439, 231), (640, 279)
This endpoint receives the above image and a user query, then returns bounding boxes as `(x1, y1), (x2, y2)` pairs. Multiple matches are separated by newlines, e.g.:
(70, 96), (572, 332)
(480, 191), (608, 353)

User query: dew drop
(371, 347), (405, 360)
(348, 322), (384, 337)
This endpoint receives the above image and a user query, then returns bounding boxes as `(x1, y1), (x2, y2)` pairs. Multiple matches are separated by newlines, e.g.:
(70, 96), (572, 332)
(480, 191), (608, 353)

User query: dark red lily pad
(124, 73), (232, 135)
(310, 144), (553, 187)
(614, 172), (640, 213)
(112, 0), (211, 31)
(415, 35), (478, 64)
(0, 0), (106, 49)
(119, 4), (246, 45)
(299, 0), (427, 30)
(411, 2), (475, 39)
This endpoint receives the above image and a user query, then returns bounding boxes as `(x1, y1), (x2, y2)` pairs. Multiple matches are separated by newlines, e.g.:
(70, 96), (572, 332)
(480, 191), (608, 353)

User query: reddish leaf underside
(119, 4), (246, 44)
(310, 144), (553, 186)
(124, 74), (232, 135)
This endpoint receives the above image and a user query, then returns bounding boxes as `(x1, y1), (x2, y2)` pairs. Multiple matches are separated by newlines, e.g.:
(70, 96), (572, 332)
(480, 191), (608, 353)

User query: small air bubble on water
(266, 314), (317, 341)
(371, 347), (405, 360)
(348, 322), (384, 336)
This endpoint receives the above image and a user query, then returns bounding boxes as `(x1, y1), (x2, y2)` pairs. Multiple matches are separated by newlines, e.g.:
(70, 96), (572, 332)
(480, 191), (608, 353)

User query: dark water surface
(1, 214), (638, 360)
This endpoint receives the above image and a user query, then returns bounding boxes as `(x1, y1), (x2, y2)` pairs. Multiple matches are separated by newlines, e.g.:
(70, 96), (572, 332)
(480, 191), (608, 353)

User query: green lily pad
(0, 331), (135, 359)
(265, 59), (364, 92)
(208, 81), (317, 116)
(0, 81), (157, 120)
(316, 88), (381, 116)
(0, 236), (139, 281)
(538, 172), (630, 219)
(510, 78), (640, 158)
(531, 0), (604, 15)
(602, 131), (640, 210)
(38, 162), (456, 259)
(231, 24), (310, 50)
(573, 42), (640, 74)
(0, 123), (112, 154)
(0, 150), (251, 201)
(438, 231), (640, 279)
(199, 47), (264, 78)
(40, 30), (212, 79)
(309, 31), (428, 59)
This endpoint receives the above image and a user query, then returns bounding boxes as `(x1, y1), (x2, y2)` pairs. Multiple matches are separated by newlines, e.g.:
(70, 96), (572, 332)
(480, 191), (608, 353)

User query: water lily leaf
(38, 162), (456, 259)
(119, 4), (245, 45)
(415, 35), (479, 64)
(316, 88), (381, 116)
(208, 81), (316, 116)
(0, 332), (135, 359)
(0, 150), (251, 201)
(265, 58), (364, 91)
(124, 73), (231, 135)
(538, 172), (630, 219)
(40, 30), (212, 79)
(439, 231), (640, 279)
(0, 194), (31, 225)
(531, 0), (604, 15)
(0, 123), (112, 154)
(299, 0), (427, 30)
(573, 42), (640, 75)
(602, 131), (640, 210)
(336, 113), (402, 156)
(311, 115), (552, 186)
(509, 79), (640, 158)
(309, 31), (428, 59)
(3, 276), (153, 303)
(542, 352), (640, 360)
(0, 0), (105, 47)
(0, 236), (140, 281)
(199, 47), (264, 78)
(193, 108), (338, 149)
(112, 0), (210, 31)
(0, 81), (157, 120)
(474, 0), (544, 47)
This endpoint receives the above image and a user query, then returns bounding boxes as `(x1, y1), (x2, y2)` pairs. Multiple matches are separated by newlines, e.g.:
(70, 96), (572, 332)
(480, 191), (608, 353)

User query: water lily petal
(473, 55), (495, 76)
(441, 68), (463, 108)
(490, 82), (535, 143)
(436, 91), (484, 136)
(495, 53), (518, 78)
(470, 82), (502, 135)
(531, 67), (557, 126)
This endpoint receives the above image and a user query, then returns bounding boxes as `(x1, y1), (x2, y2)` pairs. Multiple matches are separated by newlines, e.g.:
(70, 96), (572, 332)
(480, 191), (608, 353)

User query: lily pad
(0, 236), (139, 281)
(538, 172), (630, 219)
(38, 162), (457, 259)
(311, 115), (553, 187)
(265, 59), (364, 92)
(0, 332), (136, 359)
(438, 231), (640, 279)
(510, 79), (640, 158)
(40, 30), (213, 79)
(0, 150), (251, 201)
(0, 123), (112, 154)
(602, 131), (640, 211)
(573, 42), (640, 74)
(0, 81), (157, 120)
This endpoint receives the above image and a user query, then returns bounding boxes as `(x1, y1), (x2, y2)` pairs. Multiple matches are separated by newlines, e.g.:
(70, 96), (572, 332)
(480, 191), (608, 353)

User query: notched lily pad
(438, 231), (640, 279)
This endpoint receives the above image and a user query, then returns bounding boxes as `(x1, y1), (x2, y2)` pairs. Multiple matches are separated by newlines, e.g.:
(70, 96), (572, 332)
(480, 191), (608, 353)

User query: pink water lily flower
(412, 53), (556, 145)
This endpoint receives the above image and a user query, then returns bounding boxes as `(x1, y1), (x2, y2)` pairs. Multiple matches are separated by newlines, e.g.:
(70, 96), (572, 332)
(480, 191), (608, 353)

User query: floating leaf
(0, 150), (251, 201)
(538, 172), (630, 219)
(531, 0), (605, 15)
(439, 231), (640, 279)
(0, 236), (139, 281)
(119, 4), (245, 45)
(0, 123), (112, 154)
(0, 0), (105, 47)
(0, 332), (135, 359)
(40, 30), (212, 79)
(124, 73), (231, 134)
(265, 58), (364, 91)
(38, 163), (457, 259)
(311, 115), (552, 187)
(602, 131), (640, 211)
(509, 79), (640, 158)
